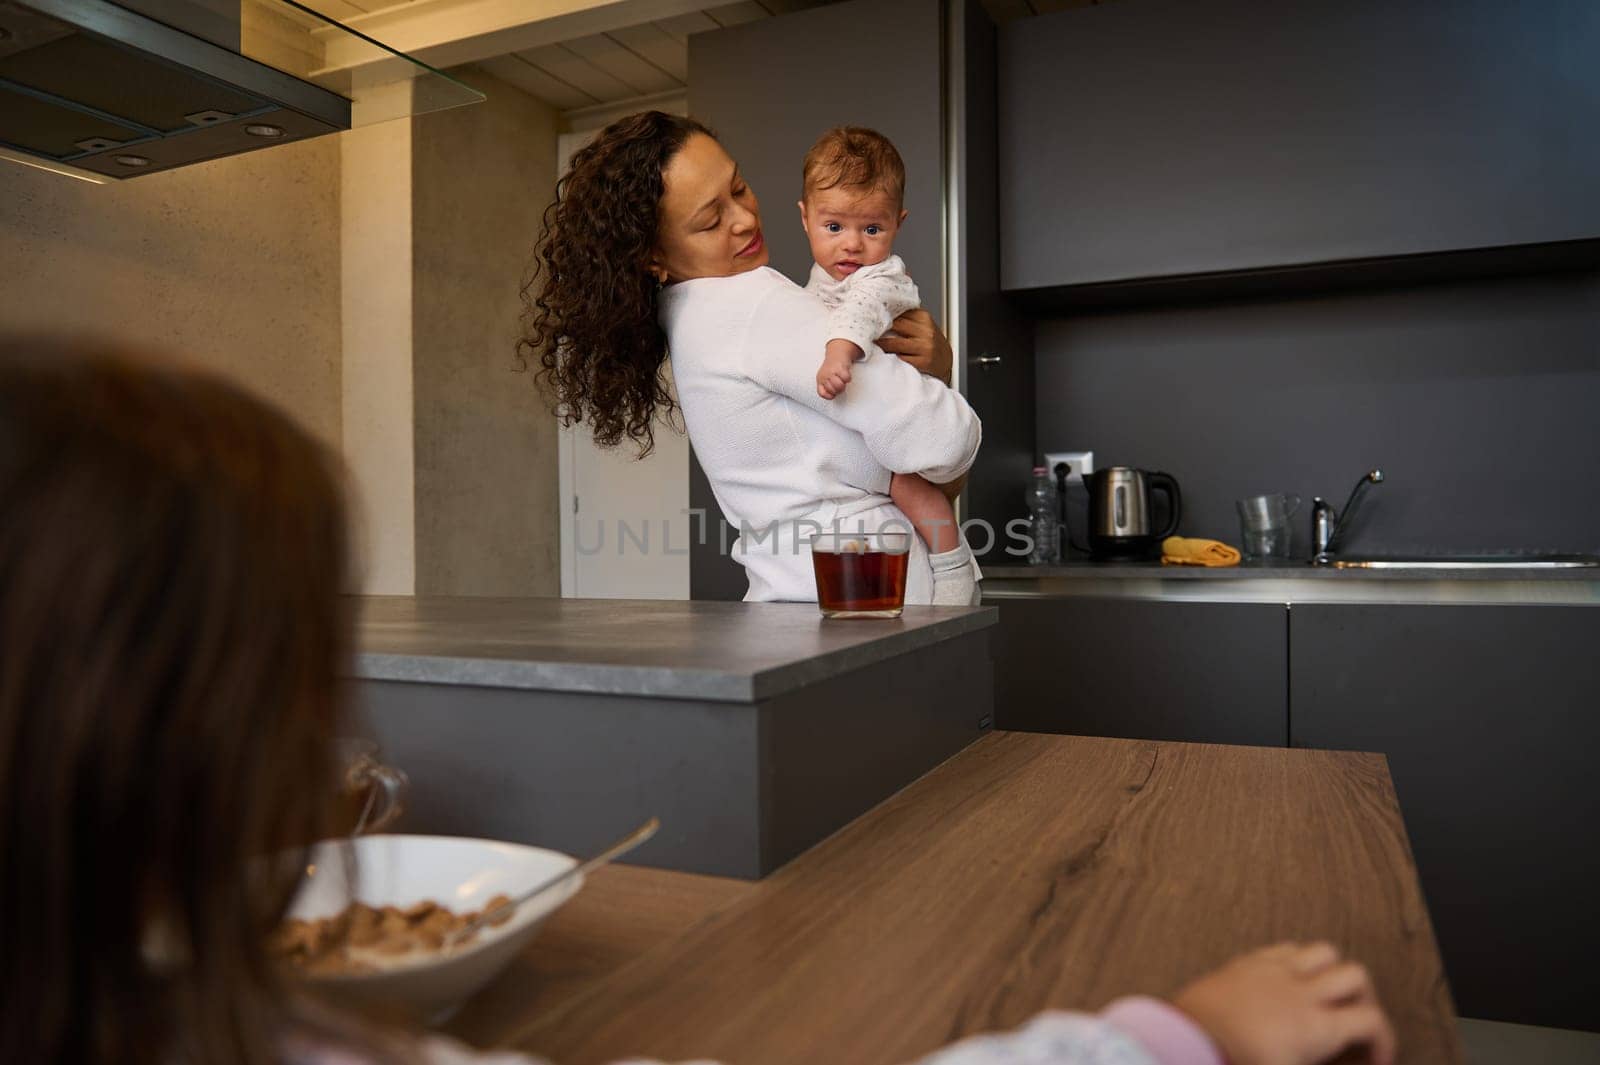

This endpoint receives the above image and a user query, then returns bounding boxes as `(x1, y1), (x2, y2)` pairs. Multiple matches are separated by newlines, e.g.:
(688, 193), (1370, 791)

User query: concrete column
(409, 69), (561, 597)
(341, 120), (416, 595)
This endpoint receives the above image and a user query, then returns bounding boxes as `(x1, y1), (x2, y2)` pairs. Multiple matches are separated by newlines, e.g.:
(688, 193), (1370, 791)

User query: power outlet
(1044, 450), (1093, 485)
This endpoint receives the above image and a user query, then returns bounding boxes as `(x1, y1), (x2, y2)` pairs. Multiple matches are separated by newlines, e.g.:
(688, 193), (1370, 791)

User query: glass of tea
(810, 531), (912, 618)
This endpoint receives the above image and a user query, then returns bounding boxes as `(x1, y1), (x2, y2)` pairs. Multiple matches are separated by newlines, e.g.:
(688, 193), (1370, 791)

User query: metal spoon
(448, 816), (660, 948)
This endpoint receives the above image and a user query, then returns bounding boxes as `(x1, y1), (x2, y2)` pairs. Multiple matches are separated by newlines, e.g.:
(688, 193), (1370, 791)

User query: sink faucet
(1311, 469), (1384, 564)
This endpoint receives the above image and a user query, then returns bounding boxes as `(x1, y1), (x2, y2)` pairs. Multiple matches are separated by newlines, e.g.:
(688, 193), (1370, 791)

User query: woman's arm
(743, 284), (980, 485)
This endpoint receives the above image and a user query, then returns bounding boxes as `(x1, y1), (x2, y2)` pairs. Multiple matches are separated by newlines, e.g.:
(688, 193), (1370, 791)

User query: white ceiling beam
(703, 1), (766, 27)
(316, 0), (716, 77)
(516, 42), (638, 100)
(477, 53), (599, 108)
(608, 22), (689, 82)
(652, 10), (718, 42)
(563, 32), (681, 94)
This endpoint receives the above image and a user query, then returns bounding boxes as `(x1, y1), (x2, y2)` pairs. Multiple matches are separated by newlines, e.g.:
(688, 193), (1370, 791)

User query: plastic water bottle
(1026, 466), (1059, 564)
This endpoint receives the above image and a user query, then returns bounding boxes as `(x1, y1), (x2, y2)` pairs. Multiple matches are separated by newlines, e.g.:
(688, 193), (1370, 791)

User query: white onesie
(800, 254), (982, 604)
(804, 254), (920, 353)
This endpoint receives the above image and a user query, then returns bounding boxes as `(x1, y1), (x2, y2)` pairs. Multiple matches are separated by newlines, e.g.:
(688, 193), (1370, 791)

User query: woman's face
(651, 133), (768, 284)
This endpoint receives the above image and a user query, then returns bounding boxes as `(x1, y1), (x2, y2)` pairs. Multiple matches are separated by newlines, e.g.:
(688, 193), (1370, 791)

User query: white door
(559, 412), (691, 599)
(555, 129), (691, 599)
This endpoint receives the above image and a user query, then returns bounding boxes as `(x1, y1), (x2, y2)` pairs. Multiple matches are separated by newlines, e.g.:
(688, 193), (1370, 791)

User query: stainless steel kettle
(1084, 467), (1182, 560)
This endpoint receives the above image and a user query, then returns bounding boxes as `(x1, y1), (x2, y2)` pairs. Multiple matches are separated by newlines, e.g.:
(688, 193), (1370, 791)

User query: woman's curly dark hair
(518, 111), (714, 457)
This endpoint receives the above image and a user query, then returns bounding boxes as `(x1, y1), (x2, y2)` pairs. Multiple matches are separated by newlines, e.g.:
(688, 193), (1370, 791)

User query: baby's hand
(816, 339), (863, 400)
(817, 358), (852, 399)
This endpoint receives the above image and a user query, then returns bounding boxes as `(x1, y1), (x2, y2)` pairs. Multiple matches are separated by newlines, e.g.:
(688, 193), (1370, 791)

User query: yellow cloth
(1161, 536), (1242, 567)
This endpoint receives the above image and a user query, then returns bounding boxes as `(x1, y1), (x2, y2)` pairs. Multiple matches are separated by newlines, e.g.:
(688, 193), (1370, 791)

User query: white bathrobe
(660, 267), (981, 603)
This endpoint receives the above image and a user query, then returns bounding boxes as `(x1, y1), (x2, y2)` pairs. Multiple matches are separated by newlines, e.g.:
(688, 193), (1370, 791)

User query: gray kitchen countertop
(352, 596), (997, 703)
(982, 559), (1600, 581)
(978, 560), (1600, 606)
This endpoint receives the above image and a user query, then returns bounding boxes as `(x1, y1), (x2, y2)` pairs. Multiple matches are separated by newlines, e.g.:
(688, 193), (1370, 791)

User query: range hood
(0, 0), (482, 182)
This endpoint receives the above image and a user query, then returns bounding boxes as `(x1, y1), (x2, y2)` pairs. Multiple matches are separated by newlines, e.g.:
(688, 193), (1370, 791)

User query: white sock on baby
(929, 541), (980, 606)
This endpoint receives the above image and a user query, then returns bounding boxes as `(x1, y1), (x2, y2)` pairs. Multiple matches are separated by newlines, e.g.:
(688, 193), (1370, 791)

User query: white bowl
(286, 834), (582, 1023)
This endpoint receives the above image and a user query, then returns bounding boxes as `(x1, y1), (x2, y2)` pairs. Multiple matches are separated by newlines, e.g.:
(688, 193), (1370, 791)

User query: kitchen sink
(1316, 555), (1600, 570)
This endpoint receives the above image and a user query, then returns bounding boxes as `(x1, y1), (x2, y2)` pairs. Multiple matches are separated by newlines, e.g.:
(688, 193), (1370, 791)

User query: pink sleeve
(1101, 997), (1225, 1065)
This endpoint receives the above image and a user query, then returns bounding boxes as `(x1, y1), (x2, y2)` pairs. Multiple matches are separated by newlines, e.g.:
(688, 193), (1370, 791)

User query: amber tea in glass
(810, 531), (911, 618)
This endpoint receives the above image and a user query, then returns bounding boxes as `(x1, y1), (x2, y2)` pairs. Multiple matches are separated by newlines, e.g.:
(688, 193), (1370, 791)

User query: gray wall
(687, 0), (944, 316)
(1034, 271), (1600, 556)
(411, 67), (562, 597)
(0, 136), (341, 448)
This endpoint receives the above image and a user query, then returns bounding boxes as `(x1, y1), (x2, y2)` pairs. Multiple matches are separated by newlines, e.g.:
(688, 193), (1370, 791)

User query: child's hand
(817, 358), (852, 399)
(816, 339), (863, 400)
(1171, 942), (1396, 1065)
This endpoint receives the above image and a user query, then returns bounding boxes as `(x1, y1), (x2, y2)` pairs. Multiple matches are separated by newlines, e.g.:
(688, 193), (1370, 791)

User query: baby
(799, 126), (976, 606)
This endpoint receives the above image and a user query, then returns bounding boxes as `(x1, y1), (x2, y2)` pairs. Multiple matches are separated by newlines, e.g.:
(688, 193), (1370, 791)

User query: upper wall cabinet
(998, 0), (1600, 295)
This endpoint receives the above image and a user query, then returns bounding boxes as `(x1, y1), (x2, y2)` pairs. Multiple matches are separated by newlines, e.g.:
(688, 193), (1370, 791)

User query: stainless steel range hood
(0, 0), (482, 182)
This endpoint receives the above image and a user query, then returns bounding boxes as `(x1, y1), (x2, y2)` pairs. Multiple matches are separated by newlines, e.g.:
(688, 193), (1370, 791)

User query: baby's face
(798, 186), (907, 282)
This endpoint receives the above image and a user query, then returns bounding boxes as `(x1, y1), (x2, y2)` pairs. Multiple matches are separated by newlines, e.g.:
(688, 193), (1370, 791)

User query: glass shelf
(242, 0), (483, 126)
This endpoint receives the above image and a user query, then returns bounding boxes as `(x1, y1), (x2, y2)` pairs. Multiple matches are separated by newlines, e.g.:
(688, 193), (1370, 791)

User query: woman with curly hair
(520, 112), (982, 605)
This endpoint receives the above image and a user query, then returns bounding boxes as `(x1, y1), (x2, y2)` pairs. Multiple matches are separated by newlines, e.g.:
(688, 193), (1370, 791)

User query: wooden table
(468, 732), (1462, 1064)
(444, 865), (754, 1046)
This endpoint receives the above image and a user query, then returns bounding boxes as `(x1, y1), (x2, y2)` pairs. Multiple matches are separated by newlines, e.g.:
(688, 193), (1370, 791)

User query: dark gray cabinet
(992, 596), (1286, 746)
(1290, 604), (1600, 1032)
(953, 0), (1037, 564)
(999, 0), (1600, 294)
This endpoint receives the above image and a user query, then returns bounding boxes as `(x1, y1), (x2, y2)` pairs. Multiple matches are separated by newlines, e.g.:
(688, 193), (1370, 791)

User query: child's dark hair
(801, 126), (906, 207)
(0, 335), (358, 1065)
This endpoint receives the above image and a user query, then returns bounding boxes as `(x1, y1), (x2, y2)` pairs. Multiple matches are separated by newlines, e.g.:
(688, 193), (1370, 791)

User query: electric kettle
(1084, 467), (1182, 560)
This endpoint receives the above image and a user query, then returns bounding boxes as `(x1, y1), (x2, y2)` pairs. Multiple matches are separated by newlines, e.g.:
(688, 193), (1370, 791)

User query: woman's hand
(878, 308), (952, 386)
(1172, 942), (1397, 1065)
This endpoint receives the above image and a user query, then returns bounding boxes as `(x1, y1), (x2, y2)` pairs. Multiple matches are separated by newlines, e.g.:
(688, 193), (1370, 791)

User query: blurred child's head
(0, 335), (353, 1065)
(798, 126), (909, 281)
